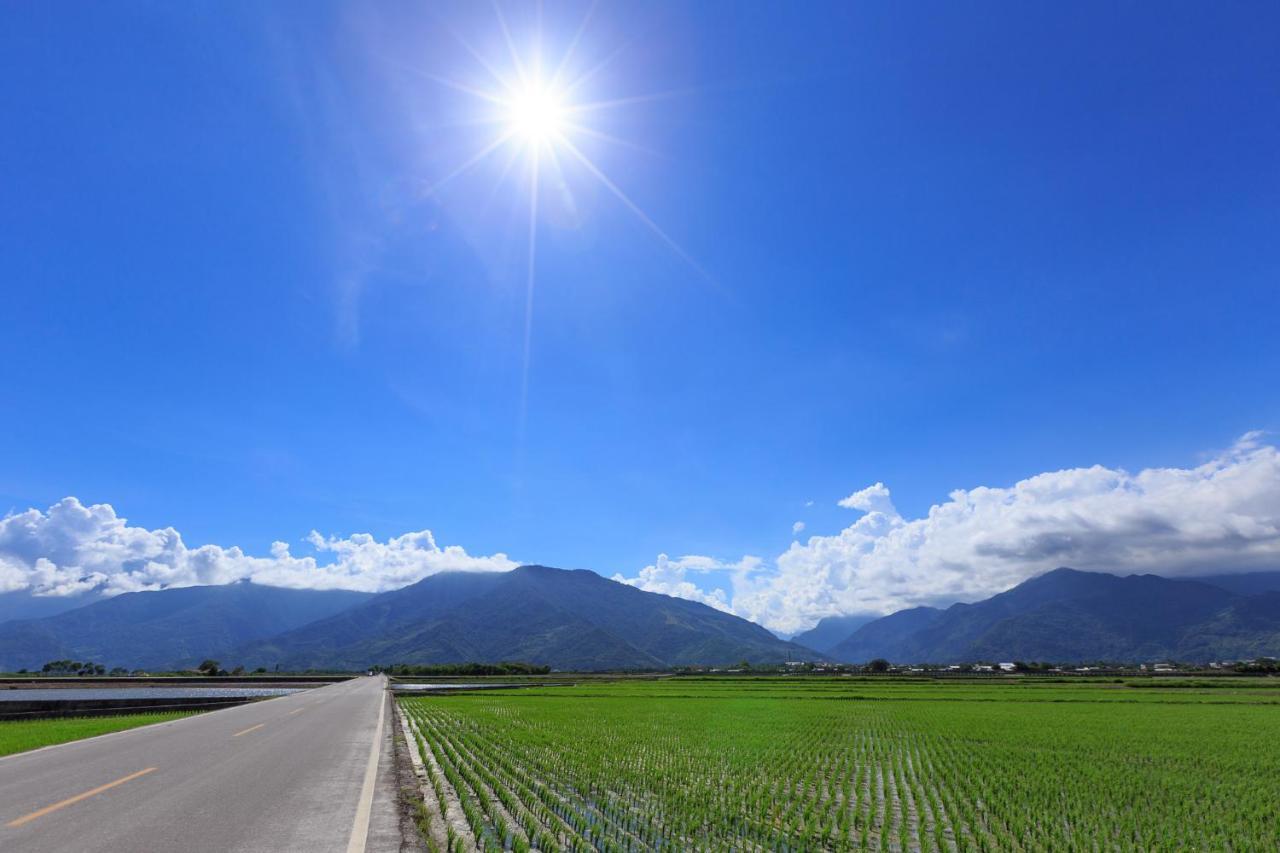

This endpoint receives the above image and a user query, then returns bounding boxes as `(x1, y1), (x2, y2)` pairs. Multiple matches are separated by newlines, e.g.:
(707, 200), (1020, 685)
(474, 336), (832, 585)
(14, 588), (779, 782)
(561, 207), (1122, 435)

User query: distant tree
(109, 667), (129, 677)
(866, 658), (891, 673)
(197, 659), (221, 676)
(41, 660), (108, 676)
(1015, 661), (1054, 672)
(230, 665), (245, 676)
(252, 667), (267, 675)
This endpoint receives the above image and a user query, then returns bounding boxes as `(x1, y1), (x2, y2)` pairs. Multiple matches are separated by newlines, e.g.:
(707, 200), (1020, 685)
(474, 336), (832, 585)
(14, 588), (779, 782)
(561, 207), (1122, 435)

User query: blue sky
(2, 3), (1278, 629)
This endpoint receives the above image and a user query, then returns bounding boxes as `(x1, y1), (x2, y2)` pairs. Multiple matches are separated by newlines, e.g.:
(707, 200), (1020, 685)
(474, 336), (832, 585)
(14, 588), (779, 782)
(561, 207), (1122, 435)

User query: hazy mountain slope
(505, 566), (810, 666)
(0, 590), (104, 625)
(1173, 592), (1280, 660)
(827, 569), (1280, 664)
(0, 582), (374, 671)
(928, 571), (1236, 662)
(828, 607), (942, 663)
(1188, 571), (1280, 597)
(238, 571), (509, 668)
(791, 614), (875, 654)
(237, 565), (814, 671)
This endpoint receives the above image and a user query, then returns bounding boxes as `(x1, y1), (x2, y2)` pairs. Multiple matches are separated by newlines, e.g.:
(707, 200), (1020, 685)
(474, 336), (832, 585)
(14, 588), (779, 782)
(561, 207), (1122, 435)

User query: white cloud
(11, 434), (1280, 638)
(0, 497), (517, 599)
(792, 521), (806, 536)
(629, 433), (1280, 634)
(611, 553), (755, 613)
(837, 482), (894, 513)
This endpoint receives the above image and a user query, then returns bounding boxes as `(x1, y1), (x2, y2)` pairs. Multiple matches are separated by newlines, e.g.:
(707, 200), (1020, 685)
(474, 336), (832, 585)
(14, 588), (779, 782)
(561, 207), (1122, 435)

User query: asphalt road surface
(0, 676), (391, 852)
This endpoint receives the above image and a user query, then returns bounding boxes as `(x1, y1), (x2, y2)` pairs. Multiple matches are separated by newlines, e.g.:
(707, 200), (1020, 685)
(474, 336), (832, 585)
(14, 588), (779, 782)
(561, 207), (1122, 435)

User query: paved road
(0, 676), (390, 852)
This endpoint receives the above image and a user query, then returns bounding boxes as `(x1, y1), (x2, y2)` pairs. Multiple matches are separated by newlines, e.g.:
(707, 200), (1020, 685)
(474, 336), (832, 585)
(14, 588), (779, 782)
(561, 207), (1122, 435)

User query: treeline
(195, 660), (268, 677)
(18, 659), (270, 677)
(1234, 658), (1279, 673)
(38, 660), (113, 676)
(377, 661), (551, 676)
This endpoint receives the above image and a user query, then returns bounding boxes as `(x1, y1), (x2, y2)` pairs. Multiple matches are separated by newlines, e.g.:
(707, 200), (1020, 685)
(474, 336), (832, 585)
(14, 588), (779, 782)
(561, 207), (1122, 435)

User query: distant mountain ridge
(0, 582), (374, 671)
(0, 589), (102, 625)
(791, 614), (875, 654)
(1185, 571), (1280, 597)
(4, 565), (1278, 672)
(825, 568), (1280, 664)
(235, 565), (814, 671)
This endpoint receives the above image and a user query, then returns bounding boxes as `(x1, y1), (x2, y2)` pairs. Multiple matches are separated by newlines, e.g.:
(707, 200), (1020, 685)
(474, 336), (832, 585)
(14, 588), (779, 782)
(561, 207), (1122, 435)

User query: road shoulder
(368, 691), (427, 852)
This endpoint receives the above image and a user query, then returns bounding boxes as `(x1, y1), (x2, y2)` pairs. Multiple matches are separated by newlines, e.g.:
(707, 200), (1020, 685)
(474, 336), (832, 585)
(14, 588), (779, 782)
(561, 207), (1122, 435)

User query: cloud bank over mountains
(0, 498), (516, 599)
(618, 433), (1280, 633)
(4, 434), (1278, 635)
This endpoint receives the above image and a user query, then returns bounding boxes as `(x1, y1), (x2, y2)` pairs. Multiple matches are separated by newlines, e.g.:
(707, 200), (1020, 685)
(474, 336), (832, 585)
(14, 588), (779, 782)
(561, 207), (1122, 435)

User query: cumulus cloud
(836, 482), (894, 513)
(623, 433), (1280, 634)
(792, 521), (805, 536)
(611, 554), (757, 613)
(0, 497), (517, 599)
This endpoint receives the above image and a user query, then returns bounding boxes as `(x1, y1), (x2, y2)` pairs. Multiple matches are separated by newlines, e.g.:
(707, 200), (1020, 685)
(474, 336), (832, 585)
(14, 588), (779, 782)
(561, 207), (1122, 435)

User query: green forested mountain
(0, 582), (374, 671)
(236, 565), (814, 671)
(826, 568), (1280, 664)
(5, 565), (1278, 672)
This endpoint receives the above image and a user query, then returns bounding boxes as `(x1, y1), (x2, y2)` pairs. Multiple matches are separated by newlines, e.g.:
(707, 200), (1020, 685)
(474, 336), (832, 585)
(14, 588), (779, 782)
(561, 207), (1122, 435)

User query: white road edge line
(0, 684), (327, 765)
(0, 697), (285, 765)
(346, 679), (386, 853)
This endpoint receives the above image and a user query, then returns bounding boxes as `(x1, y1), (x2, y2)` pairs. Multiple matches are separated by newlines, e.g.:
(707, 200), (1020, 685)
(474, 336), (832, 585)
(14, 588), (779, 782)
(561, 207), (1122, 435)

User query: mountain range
(0, 589), (103, 624)
(0, 566), (810, 671)
(790, 614), (875, 654)
(233, 565), (812, 670)
(0, 582), (373, 671)
(825, 568), (1280, 664)
(2, 565), (1278, 671)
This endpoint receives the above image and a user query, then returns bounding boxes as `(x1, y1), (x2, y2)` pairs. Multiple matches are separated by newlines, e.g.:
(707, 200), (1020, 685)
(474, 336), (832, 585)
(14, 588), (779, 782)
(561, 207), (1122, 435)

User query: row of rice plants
(400, 678), (1280, 851)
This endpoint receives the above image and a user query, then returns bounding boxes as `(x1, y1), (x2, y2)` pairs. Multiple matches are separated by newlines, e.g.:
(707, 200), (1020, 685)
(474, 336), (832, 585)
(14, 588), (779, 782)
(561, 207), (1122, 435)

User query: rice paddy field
(400, 677), (1280, 851)
(0, 710), (198, 757)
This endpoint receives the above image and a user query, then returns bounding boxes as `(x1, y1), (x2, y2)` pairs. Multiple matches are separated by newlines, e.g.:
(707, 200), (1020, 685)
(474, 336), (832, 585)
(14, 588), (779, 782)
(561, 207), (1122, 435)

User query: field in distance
(0, 711), (198, 758)
(400, 677), (1280, 850)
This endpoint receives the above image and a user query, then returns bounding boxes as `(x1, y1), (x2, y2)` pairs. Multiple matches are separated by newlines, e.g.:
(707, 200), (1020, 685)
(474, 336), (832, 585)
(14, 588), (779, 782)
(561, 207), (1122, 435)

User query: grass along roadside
(0, 711), (199, 758)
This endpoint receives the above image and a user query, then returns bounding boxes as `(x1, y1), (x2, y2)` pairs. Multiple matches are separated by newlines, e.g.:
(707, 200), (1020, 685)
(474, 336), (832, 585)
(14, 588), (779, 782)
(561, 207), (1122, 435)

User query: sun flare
(505, 84), (567, 144)
(421, 7), (705, 434)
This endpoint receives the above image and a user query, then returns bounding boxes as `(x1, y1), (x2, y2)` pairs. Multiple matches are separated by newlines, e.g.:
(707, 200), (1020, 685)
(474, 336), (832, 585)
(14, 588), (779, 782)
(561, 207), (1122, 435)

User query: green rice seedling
(400, 677), (1280, 850)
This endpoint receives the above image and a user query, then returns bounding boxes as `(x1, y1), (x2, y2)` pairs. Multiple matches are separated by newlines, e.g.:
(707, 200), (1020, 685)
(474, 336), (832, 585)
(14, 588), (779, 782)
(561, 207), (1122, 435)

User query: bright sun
(423, 8), (703, 434)
(506, 84), (567, 144)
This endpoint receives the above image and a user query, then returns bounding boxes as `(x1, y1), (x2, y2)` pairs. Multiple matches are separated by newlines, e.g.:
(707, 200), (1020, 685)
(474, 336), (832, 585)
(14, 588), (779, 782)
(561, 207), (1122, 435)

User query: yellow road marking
(232, 723), (266, 737)
(7, 767), (157, 828)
